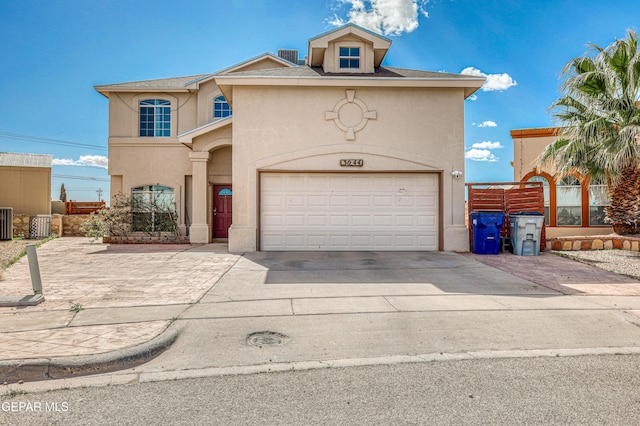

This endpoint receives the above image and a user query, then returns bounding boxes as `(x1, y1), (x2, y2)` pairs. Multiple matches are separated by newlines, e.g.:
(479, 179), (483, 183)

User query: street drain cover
(246, 331), (289, 347)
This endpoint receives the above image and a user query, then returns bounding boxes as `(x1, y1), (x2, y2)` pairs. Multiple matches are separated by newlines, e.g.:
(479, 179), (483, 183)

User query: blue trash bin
(470, 211), (505, 254)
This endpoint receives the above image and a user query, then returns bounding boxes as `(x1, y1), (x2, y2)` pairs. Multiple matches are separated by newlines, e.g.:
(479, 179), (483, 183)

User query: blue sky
(1, 0), (639, 201)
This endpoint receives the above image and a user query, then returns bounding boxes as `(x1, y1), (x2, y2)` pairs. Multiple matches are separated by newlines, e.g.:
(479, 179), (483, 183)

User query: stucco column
(189, 151), (210, 243)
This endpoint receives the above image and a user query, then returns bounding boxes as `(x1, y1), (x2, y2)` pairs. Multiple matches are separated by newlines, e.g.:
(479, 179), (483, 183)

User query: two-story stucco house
(95, 24), (484, 252)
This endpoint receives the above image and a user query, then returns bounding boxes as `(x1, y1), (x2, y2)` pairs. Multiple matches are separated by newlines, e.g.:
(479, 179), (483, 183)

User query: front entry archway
(213, 185), (232, 239)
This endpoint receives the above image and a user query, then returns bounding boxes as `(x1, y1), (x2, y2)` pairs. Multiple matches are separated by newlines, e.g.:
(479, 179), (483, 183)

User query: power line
(52, 174), (110, 182)
(0, 132), (107, 151)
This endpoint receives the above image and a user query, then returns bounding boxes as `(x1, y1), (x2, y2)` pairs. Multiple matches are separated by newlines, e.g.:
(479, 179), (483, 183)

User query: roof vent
(278, 49), (303, 65)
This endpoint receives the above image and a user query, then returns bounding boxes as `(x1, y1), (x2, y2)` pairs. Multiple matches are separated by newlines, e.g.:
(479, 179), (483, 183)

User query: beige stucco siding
(108, 92), (197, 137)
(229, 84), (467, 251)
(513, 134), (556, 180)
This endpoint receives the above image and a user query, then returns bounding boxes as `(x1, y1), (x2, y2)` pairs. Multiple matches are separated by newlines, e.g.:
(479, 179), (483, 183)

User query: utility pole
(96, 188), (103, 201)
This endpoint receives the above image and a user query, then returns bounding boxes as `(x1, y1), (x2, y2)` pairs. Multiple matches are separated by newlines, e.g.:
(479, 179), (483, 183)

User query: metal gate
(0, 207), (12, 240)
(29, 215), (51, 239)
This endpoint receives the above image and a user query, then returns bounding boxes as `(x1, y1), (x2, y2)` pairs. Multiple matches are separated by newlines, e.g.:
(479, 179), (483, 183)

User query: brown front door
(213, 185), (232, 239)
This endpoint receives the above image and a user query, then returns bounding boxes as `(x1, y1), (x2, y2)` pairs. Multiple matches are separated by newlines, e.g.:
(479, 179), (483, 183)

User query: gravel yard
(552, 249), (640, 280)
(0, 239), (41, 270)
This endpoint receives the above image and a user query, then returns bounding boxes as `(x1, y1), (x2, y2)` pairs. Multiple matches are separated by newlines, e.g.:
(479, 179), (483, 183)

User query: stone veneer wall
(12, 214), (31, 238)
(548, 235), (640, 251)
(103, 234), (189, 244)
(61, 214), (94, 237)
(13, 213), (94, 238)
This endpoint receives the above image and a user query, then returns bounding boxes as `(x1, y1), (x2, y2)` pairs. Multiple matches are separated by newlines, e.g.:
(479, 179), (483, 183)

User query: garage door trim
(257, 170), (443, 251)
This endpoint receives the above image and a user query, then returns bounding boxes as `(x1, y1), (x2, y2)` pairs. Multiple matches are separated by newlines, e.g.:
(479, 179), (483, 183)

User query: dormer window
(339, 47), (360, 69)
(214, 96), (232, 118)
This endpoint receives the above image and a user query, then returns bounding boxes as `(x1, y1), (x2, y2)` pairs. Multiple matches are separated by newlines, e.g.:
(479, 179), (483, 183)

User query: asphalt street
(2, 354), (640, 425)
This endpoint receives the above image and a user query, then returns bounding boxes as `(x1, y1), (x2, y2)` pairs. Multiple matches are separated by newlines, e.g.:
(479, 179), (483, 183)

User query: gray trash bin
(509, 212), (544, 256)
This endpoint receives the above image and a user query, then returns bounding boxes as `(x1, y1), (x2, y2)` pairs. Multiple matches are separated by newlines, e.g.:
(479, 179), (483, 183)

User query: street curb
(8, 345), (640, 395)
(0, 322), (183, 384)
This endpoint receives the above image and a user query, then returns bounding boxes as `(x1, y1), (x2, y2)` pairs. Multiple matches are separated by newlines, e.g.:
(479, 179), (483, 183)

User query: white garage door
(260, 173), (439, 251)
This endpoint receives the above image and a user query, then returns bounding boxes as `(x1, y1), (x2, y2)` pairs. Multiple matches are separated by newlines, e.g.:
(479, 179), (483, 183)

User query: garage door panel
(308, 235), (327, 247)
(308, 215), (327, 226)
(286, 215), (305, 226)
(395, 215), (415, 226)
(417, 215), (437, 226)
(330, 235), (350, 248)
(352, 215), (371, 226)
(417, 195), (437, 207)
(352, 195), (371, 206)
(330, 215), (349, 226)
(308, 195), (327, 206)
(395, 196), (414, 206)
(330, 195), (349, 206)
(260, 173), (438, 251)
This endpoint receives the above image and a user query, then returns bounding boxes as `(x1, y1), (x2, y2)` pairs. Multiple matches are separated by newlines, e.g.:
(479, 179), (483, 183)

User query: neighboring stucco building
(511, 127), (612, 237)
(0, 152), (52, 215)
(96, 24), (484, 252)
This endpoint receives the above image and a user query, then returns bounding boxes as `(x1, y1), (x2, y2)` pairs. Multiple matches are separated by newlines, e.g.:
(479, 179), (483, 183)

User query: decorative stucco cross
(325, 89), (377, 141)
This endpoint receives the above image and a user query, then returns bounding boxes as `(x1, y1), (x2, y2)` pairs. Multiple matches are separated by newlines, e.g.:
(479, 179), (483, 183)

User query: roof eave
(178, 117), (233, 146)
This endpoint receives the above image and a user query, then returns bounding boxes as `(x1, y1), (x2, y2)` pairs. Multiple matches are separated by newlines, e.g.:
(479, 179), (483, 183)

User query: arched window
(131, 185), (176, 232)
(217, 188), (232, 196)
(588, 176), (610, 226)
(213, 96), (231, 118)
(527, 175), (550, 226)
(139, 99), (171, 137)
(556, 176), (582, 226)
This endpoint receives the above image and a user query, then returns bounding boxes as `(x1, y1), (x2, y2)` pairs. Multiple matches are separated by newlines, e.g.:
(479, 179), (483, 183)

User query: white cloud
(465, 149), (498, 162)
(53, 155), (108, 169)
(471, 141), (503, 149)
(478, 120), (497, 128)
(329, 0), (429, 36)
(461, 67), (517, 92)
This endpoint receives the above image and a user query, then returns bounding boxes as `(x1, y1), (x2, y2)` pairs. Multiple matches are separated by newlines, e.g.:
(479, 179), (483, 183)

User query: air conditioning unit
(277, 49), (300, 64)
(0, 207), (12, 240)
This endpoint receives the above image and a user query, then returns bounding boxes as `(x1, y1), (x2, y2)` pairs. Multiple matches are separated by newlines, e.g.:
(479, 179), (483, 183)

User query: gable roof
(185, 53), (297, 90)
(95, 74), (208, 97)
(95, 53), (297, 97)
(308, 23), (392, 67)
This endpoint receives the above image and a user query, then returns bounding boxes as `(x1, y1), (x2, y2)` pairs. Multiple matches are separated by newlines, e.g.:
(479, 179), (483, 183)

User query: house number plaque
(340, 159), (364, 167)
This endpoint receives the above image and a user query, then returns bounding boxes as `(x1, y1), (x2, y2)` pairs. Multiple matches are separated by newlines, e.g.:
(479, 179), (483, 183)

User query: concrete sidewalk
(2, 238), (640, 386)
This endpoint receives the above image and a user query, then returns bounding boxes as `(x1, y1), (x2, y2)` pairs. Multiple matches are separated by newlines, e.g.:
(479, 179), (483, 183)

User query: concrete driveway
(4, 238), (640, 388)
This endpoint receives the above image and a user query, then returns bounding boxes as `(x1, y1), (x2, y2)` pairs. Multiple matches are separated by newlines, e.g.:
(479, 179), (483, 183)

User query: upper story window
(339, 47), (360, 69)
(214, 96), (232, 119)
(139, 99), (171, 137)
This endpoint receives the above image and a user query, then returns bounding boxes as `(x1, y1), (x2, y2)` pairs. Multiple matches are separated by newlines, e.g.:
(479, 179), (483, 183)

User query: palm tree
(538, 29), (640, 234)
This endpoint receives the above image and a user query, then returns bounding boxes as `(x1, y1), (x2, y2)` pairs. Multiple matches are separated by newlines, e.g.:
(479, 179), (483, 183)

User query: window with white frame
(213, 96), (231, 118)
(556, 176), (582, 226)
(527, 176), (550, 226)
(139, 99), (171, 137)
(131, 185), (176, 232)
(339, 47), (360, 69)
(588, 176), (610, 226)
